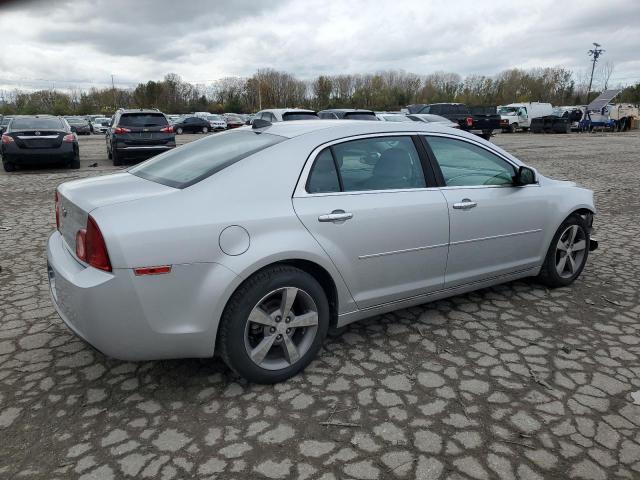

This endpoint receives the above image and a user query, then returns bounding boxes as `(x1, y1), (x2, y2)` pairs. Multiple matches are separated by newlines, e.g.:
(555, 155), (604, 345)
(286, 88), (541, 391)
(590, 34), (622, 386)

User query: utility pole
(585, 42), (604, 105)
(111, 74), (117, 109)
(258, 77), (262, 111)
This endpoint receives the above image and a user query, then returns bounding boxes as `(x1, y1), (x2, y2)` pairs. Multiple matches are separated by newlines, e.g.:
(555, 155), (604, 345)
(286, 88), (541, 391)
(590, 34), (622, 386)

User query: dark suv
(106, 109), (175, 166)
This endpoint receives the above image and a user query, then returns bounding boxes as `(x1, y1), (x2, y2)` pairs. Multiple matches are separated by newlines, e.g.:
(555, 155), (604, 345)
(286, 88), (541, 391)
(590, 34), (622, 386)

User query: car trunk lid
(57, 172), (175, 255)
(12, 130), (64, 149)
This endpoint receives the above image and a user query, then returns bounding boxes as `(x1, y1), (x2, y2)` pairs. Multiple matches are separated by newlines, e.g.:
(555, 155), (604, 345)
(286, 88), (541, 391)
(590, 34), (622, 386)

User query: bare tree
(599, 61), (615, 90)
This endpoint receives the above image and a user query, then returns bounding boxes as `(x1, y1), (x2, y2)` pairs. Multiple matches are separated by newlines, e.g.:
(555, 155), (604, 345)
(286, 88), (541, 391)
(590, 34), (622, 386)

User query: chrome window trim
(294, 132), (432, 198)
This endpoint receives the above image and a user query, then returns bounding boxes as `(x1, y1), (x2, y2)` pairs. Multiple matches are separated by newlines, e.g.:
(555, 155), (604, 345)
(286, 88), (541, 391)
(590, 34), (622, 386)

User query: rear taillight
(1, 134), (14, 144)
(113, 126), (131, 134)
(160, 125), (173, 133)
(55, 190), (60, 230)
(75, 216), (111, 272)
(465, 117), (473, 127)
(63, 134), (75, 143)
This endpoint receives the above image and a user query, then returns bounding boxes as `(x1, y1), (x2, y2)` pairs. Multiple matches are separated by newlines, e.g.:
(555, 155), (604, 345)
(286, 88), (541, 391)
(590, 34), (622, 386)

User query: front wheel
(537, 215), (590, 288)
(218, 266), (330, 383)
(509, 123), (518, 133)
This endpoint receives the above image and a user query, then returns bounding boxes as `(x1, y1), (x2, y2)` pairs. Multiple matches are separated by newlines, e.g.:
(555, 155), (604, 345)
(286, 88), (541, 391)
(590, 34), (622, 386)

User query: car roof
(253, 119), (465, 139)
(319, 109), (375, 113)
(260, 108), (316, 114)
(118, 109), (164, 114)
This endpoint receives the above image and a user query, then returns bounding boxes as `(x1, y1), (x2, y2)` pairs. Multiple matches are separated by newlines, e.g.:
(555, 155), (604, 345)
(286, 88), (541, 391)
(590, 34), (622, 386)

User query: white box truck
(498, 102), (553, 133)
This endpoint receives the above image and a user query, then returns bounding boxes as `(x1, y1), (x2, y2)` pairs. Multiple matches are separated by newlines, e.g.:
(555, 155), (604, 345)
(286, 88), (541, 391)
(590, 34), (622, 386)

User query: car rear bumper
(46, 231), (238, 361)
(2, 143), (74, 164)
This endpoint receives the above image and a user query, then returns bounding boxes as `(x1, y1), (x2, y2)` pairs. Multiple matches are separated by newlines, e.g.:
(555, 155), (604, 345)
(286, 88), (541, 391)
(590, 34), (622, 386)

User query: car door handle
(452, 199), (477, 210)
(318, 210), (353, 223)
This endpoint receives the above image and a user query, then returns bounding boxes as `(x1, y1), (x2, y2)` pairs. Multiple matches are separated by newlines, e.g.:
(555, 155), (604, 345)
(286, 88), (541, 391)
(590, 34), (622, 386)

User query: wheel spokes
(248, 307), (276, 327)
(289, 311), (319, 328)
(567, 253), (576, 274)
(556, 253), (569, 275)
(279, 287), (298, 319)
(251, 334), (277, 364)
(567, 225), (578, 246)
(572, 239), (586, 251)
(557, 240), (568, 251)
(282, 334), (300, 365)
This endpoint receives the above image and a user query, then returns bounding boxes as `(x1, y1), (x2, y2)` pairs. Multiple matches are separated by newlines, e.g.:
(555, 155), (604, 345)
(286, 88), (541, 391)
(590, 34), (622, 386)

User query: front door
(293, 135), (450, 309)
(424, 135), (547, 288)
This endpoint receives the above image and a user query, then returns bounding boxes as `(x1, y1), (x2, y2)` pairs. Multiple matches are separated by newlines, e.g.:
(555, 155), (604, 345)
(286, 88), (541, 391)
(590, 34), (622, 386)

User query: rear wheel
(176, 127), (183, 135)
(112, 148), (122, 166)
(537, 214), (589, 288)
(218, 266), (330, 383)
(70, 149), (80, 169)
(3, 161), (15, 172)
(202, 126), (209, 133)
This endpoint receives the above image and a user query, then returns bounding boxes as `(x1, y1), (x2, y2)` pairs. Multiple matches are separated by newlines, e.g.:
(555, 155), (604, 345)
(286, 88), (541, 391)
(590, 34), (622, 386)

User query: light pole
(585, 43), (604, 105)
(111, 74), (117, 109)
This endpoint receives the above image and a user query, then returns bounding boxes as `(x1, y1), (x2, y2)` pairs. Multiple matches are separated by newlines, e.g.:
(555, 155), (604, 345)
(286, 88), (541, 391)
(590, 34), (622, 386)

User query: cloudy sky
(0, 0), (638, 93)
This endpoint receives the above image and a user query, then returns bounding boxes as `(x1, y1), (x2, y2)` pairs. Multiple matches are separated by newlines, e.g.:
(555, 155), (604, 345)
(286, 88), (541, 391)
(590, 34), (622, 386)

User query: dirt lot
(1, 131), (639, 479)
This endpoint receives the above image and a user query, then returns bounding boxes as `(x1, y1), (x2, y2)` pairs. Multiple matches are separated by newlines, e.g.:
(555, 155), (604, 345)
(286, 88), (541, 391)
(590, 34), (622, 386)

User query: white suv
(254, 108), (317, 122)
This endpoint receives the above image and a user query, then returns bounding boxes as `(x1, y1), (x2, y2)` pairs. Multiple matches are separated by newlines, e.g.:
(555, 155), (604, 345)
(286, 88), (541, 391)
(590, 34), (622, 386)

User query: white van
(498, 102), (553, 132)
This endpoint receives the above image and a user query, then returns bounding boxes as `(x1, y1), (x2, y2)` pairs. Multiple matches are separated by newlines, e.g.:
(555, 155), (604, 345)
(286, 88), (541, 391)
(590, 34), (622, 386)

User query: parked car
(91, 117), (111, 134)
(498, 102), (553, 133)
(172, 116), (212, 134)
(318, 109), (378, 120)
(224, 115), (245, 129)
(106, 109), (175, 166)
(407, 103), (501, 140)
(47, 120), (597, 383)
(1, 115), (79, 171)
(0, 116), (12, 135)
(205, 114), (227, 131)
(65, 116), (92, 135)
(407, 113), (460, 128)
(253, 108), (318, 123)
(375, 112), (412, 122)
(531, 108), (583, 134)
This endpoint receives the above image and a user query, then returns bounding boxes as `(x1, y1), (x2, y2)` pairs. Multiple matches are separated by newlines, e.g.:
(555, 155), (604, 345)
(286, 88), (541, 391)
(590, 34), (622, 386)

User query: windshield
(1, 117), (12, 126)
(66, 117), (87, 124)
(498, 107), (518, 115)
(282, 112), (318, 121)
(226, 116), (242, 122)
(129, 130), (285, 188)
(382, 115), (410, 122)
(11, 117), (64, 130)
(344, 112), (377, 120)
(119, 113), (168, 127)
(207, 115), (223, 121)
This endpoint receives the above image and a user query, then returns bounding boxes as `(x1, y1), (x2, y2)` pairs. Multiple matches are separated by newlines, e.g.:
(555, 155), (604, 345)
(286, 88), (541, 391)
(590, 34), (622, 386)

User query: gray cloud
(0, 0), (637, 92)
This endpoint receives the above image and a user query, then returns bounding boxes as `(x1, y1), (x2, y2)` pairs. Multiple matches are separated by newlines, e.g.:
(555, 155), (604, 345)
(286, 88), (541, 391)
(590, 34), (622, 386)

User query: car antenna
(252, 119), (272, 131)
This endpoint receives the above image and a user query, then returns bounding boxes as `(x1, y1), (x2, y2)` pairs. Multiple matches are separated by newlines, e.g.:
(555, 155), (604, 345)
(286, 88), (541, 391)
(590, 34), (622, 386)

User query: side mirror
(514, 166), (536, 186)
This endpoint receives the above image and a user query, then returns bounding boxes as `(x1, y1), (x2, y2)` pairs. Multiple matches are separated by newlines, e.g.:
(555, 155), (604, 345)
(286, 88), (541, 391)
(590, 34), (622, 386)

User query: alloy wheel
(555, 225), (587, 278)
(244, 287), (319, 370)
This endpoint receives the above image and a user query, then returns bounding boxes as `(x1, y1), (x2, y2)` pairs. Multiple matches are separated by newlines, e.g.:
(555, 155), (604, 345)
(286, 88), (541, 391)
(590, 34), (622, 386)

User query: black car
(1, 115), (79, 172)
(318, 109), (378, 120)
(173, 116), (212, 134)
(406, 103), (501, 139)
(65, 117), (92, 135)
(106, 109), (176, 166)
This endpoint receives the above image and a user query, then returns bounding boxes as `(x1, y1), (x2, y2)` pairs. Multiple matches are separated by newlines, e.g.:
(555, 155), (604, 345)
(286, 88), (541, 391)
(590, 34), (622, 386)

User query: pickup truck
(406, 103), (501, 139)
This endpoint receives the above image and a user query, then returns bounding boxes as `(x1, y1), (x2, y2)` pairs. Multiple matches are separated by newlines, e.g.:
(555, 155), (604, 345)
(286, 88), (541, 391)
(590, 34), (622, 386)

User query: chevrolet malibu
(47, 120), (597, 383)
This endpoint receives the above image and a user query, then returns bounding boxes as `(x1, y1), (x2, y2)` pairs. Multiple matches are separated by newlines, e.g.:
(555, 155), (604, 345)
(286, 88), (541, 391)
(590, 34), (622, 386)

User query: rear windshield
(129, 130), (285, 188)
(11, 117), (64, 130)
(119, 113), (168, 127)
(282, 112), (318, 121)
(66, 117), (87, 124)
(344, 112), (377, 120)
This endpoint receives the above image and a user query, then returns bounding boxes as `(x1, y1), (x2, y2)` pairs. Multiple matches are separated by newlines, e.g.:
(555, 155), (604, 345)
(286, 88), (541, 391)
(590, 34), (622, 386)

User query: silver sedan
(47, 120), (597, 383)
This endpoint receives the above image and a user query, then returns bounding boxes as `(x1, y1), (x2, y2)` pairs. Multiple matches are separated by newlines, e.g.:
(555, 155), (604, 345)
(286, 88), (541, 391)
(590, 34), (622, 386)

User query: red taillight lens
(1, 134), (14, 144)
(76, 216), (111, 271)
(55, 190), (60, 230)
(466, 117), (473, 127)
(113, 126), (131, 134)
(63, 134), (75, 143)
(134, 265), (172, 276)
(160, 125), (173, 133)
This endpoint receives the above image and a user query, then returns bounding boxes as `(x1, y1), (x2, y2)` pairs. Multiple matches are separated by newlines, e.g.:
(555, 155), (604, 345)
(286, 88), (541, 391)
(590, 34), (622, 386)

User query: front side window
(307, 136), (426, 193)
(130, 130), (285, 188)
(426, 136), (516, 187)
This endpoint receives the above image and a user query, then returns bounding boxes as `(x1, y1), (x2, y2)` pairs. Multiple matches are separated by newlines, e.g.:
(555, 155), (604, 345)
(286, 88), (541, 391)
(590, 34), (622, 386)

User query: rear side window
(307, 136), (426, 193)
(10, 117), (64, 130)
(130, 130), (285, 188)
(119, 113), (168, 127)
(282, 112), (318, 121)
(343, 112), (377, 120)
(307, 149), (340, 193)
(318, 112), (337, 119)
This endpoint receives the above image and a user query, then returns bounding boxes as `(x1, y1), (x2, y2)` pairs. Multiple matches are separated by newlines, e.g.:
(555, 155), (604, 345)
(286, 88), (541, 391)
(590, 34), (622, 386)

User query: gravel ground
(1, 131), (639, 480)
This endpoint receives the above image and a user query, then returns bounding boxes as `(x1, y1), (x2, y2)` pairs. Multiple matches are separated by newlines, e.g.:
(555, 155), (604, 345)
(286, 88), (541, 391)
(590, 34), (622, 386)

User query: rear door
(423, 134), (547, 287)
(293, 134), (450, 309)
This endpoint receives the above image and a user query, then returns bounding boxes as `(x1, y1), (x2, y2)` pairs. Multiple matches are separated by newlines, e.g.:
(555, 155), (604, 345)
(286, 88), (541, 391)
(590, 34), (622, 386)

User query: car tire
(112, 148), (122, 166)
(107, 147), (112, 159)
(537, 214), (590, 288)
(521, 127), (529, 132)
(509, 123), (518, 133)
(218, 265), (330, 384)
(70, 149), (80, 169)
(176, 127), (183, 135)
(3, 161), (15, 172)
(202, 127), (209, 133)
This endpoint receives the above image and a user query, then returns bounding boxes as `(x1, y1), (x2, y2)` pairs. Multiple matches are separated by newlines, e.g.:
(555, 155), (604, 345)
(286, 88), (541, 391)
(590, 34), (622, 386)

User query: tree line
(1, 67), (638, 116)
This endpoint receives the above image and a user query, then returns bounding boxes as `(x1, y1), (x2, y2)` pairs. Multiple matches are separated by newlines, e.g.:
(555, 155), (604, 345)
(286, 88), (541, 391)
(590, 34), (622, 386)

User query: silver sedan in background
(47, 120), (597, 383)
